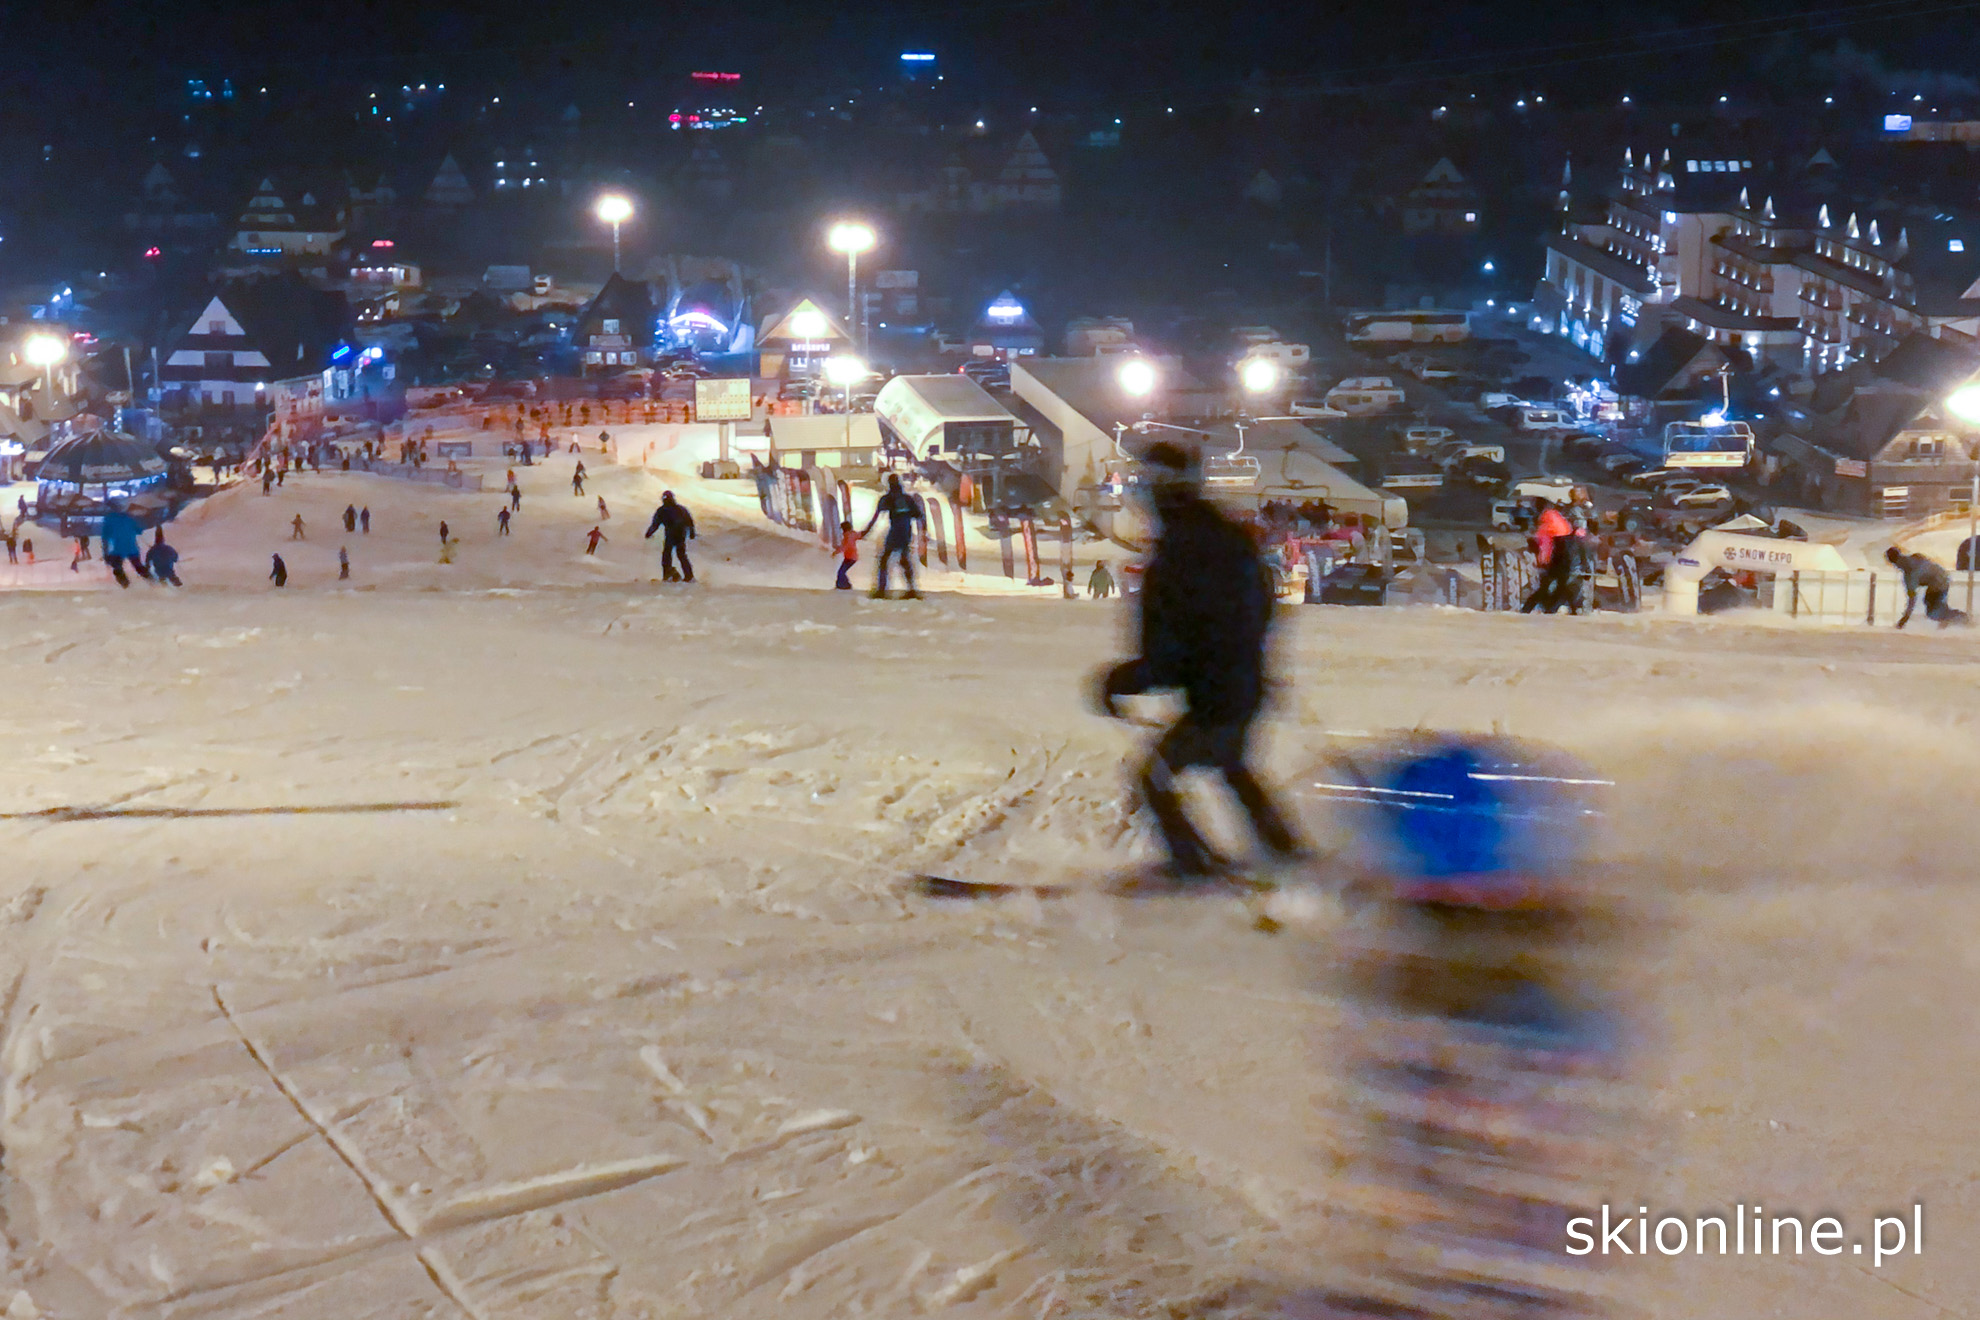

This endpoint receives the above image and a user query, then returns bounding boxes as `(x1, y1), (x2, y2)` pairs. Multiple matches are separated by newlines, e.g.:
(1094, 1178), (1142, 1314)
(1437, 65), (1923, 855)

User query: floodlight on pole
(822, 355), (868, 388)
(23, 332), (66, 402)
(595, 193), (634, 272)
(1948, 383), (1980, 616)
(1238, 356), (1281, 395)
(788, 308), (828, 341)
(827, 221), (878, 356)
(1117, 357), (1158, 397)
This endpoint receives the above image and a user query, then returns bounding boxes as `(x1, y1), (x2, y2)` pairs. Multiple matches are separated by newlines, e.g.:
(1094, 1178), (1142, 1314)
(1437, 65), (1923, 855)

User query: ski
(909, 866), (1276, 901)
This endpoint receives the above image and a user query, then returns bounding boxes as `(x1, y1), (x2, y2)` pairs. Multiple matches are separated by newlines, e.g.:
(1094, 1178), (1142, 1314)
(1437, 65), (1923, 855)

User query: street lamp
(827, 221), (877, 356)
(595, 194), (634, 273)
(1238, 356), (1281, 396)
(23, 332), (67, 408)
(1947, 385), (1980, 611)
(823, 355), (869, 450)
(1117, 357), (1158, 397)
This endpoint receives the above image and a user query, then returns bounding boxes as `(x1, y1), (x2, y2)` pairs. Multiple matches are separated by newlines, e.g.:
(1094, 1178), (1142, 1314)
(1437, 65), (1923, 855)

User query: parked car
(1479, 392), (1526, 411)
(1559, 431), (1608, 459)
(1401, 425), (1456, 453)
(1453, 455), (1513, 489)
(1510, 475), (1579, 503)
(1598, 450), (1650, 474)
(1666, 484), (1735, 509)
(1491, 497), (1535, 530)
(1623, 465), (1686, 487)
(1289, 398), (1347, 420)
(1514, 407), (1577, 434)
(1438, 443), (1507, 468)
(932, 332), (967, 354)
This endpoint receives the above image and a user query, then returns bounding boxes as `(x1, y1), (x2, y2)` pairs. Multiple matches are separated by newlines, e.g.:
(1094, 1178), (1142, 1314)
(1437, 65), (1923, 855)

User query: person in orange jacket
(835, 519), (858, 590)
(1521, 498), (1577, 613)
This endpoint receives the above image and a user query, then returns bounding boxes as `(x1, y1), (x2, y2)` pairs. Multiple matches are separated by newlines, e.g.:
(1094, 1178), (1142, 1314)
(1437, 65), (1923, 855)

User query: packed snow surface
(0, 455), (1975, 1317)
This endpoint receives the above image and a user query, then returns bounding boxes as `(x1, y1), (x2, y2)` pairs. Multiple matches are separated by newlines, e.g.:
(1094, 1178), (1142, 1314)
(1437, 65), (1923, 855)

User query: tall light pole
(1946, 384), (1980, 612)
(824, 354), (868, 455)
(595, 194), (634, 274)
(23, 332), (67, 415)
(827, 221), (877, 356)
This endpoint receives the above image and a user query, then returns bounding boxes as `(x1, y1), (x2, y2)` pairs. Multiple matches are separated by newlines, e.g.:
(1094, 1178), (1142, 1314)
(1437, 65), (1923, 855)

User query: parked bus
(1344, 309), (1471, 345)
(1662, 419), (1754, 469)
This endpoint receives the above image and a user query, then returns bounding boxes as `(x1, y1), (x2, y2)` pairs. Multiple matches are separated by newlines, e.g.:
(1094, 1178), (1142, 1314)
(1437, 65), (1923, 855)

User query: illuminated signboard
(694, 378), (753, 423)
(900, 52), (935, 62)
(1885, 114), (1913, 132)
(691, 71), (741, 82)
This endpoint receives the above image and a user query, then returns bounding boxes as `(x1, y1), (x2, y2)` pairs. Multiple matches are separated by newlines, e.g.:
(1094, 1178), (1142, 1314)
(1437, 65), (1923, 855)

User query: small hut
(35, 430), (174, 531)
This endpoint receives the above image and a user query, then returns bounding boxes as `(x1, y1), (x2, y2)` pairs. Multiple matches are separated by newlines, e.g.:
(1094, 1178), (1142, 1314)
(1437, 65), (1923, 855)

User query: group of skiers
(89, 503), (182, 589)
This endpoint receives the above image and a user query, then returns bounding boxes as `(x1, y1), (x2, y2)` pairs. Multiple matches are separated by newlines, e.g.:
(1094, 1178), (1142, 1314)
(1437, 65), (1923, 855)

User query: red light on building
(371, 239), (395, 248)
(690, 71), (740, 82)
(687, 114), (701, 122)
(144, 246), (161, 258)
(669, 113), (682, 122)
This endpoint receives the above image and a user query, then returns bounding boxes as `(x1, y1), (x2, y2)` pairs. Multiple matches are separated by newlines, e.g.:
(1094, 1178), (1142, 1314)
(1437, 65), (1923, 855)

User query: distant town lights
(1117, 358), (1158, 397)
(1482, 259), (1496, 273)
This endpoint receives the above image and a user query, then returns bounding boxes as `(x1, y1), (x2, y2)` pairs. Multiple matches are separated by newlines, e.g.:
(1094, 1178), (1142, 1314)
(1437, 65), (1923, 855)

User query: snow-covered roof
(872, 375), (1017, 456)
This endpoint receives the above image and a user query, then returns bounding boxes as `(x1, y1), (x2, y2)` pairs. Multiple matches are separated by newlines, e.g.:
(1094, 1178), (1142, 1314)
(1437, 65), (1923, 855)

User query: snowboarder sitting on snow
(1888, 546), (1964, 628)
(861, 474), (924, 599)
(1094, 441), (1305, 880)
(644, 491), (696, 582)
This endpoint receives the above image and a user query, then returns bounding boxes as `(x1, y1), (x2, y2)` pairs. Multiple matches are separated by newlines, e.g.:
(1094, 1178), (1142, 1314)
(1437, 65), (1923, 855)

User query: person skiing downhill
(100, 502), (145, 588)
(584, 525), (608, 556)
(861, 474), (925, 599)
(644, 491), (696, 582)
(1095, 442), (1304, 880)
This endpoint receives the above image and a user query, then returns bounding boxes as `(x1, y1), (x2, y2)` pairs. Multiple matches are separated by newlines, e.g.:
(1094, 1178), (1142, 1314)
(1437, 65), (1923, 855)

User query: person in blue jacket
(145, 534), (182, 586)
(99, 503), (147, 588)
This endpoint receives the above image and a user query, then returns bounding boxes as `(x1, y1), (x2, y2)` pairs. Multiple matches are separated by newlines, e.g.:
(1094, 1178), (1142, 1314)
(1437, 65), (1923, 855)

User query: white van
(1325, 376), (1407, 415)
(1511, 476), (1579, 503)
(1515, 407), (1575, 433)
(1401, 425), (1455, 453)
(1246, 340), (1311, 367)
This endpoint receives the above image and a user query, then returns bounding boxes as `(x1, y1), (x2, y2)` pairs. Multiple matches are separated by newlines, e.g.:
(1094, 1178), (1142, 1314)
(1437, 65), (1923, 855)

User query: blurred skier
(860, 474), (924, 599)
(290, 513), (307, 541)
(584, 525), (608, 556)
(100, 502), (145, 588)
(1889, 546), (1965, 628)
(597, 495), (610, 520)
(360, 506), (370, 533)
(1095, 441), (1303, 879)
(343, 504), (357, 533)
(644, 490), (696, 581)
(338, 545), (350, 580)
(438, 520), (450, 545)
(497, 507), (512, 535)
(269, 553), (288, 587)
(1088, 559), (1115, 599)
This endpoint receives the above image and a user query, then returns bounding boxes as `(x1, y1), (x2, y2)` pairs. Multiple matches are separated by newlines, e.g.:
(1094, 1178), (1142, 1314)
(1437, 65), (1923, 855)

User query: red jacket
(839, 530), (859, 561)
(1533, 506), (1573, 567)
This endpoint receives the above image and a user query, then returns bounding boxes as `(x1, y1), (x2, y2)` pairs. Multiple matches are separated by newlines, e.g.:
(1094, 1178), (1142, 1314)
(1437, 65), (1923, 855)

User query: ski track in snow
(0, 576), (1972, 1316)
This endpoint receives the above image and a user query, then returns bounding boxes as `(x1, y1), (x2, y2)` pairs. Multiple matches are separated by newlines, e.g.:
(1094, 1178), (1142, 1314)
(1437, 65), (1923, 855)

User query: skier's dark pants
(103, 553), (143, 588)
(875, 533), (915, 595)
(1520, 557), (1572, 614)
(662, 535), (692, 581)
(1139, 708), (1301, 873)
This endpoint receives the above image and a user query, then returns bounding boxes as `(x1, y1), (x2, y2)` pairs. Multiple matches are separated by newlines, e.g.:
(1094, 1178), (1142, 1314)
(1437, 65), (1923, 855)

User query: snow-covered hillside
(0, 567), (1972, 1316)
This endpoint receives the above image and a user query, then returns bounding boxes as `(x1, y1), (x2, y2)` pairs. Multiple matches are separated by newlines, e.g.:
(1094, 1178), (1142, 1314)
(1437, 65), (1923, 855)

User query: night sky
(24, 0), (1980, 106)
